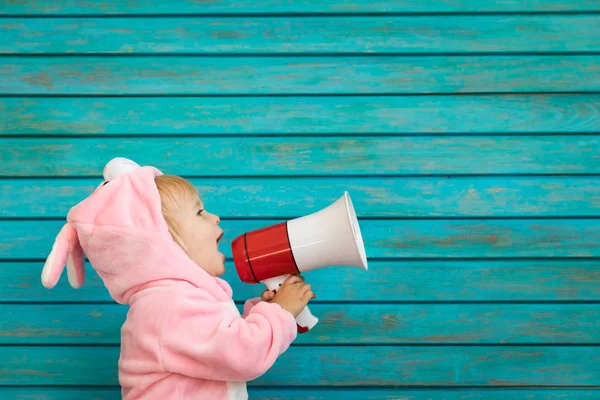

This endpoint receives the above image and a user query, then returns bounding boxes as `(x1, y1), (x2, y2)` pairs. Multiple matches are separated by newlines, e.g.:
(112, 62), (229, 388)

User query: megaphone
(231, 191), (368, 333)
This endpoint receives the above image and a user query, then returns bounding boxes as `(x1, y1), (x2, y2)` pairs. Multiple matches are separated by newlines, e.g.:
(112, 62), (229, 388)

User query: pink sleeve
(242, 297), (261, 318)
(158, 290), (297, 382)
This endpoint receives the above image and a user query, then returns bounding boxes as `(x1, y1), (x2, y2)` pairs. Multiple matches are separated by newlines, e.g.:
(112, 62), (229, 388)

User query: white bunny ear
(103, 157), (141, 181)
(41, 222), (85, 289)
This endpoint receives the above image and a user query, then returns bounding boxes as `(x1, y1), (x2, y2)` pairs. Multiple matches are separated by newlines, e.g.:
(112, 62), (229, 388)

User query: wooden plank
(1, 137), (598, 177)
(3, 95), (599, 135)
(2, 219), (600, 260)
(3, 304), (599, 345)
(3, 260), (600, 303)
(3, 388), (600, 400)
(2, 56), (598, 94)
(2, 346), (599, 386)
(0, 0), (597, 15)
(3, 177), (600, 218)
(2, 16), (600, 54)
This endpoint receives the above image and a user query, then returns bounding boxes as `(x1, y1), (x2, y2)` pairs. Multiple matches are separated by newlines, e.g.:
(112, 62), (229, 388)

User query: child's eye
(197, 209), (205, 216)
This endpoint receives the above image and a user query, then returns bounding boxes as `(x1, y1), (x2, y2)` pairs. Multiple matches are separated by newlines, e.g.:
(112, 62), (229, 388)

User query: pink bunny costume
(41, 158), (298, 400)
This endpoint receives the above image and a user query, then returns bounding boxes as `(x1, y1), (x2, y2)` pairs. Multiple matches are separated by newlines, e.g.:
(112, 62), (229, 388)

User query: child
(41, 157), (314, 400)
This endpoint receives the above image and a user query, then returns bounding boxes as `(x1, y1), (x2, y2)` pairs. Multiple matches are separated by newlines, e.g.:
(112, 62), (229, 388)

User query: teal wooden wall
(1, 1), (600, 399)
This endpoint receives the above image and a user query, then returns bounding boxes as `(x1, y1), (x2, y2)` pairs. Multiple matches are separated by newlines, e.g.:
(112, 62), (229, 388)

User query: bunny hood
(40, 158), (298, 400)
(41, 157), (234, 304)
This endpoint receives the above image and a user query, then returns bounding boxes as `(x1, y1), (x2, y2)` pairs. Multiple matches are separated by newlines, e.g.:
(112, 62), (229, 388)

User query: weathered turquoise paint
(3, 303), (600, 345)
(2, 346), (600, 386)
(1, 137), (599, 176)
(1, 0), (598, 397)
(3, 177), (600, 218)
(3, 95), (599, 134)
(2, 16), (600, 54)
(3, 260), (600, 303)
(4, 56), (600, 94)
(1, 0), (599, 14)
(3, 219), (600, 260)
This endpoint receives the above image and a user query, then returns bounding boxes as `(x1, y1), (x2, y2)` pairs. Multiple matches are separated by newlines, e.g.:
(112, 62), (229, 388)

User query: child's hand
(269, 275), (315, 318)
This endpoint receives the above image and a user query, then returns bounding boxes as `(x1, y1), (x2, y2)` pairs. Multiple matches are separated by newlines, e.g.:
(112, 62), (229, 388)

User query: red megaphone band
(232, 222), (300, 284)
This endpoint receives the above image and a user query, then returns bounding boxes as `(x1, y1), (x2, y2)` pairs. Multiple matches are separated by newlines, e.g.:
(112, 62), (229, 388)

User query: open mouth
(216, 231), (224, 245)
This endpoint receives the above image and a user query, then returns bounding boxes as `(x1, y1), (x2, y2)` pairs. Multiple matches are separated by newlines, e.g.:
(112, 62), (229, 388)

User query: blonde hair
(155, 174), (199, 248)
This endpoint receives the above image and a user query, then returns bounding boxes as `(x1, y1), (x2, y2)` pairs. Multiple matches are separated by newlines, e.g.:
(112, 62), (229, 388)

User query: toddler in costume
(40, 158), (315, 400)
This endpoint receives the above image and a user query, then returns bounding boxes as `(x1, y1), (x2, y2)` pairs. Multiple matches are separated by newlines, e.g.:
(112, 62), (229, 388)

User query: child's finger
(300, 283), (313, 298)
(283, 275), (303, 285)
(261, 290), (275, 301)
(302, 288), (315, 301)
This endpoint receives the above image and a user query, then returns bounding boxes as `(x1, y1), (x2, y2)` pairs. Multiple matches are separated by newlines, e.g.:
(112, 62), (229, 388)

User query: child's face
(168, 192), (226, 276)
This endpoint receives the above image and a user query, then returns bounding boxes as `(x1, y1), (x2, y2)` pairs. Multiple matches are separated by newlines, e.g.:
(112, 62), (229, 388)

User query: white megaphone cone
(231, 191), (368, 333)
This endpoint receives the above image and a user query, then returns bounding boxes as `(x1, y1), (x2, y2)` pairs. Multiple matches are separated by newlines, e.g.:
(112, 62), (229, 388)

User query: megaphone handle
(294, 305), (319, 333)
(262, 274), (318, 334)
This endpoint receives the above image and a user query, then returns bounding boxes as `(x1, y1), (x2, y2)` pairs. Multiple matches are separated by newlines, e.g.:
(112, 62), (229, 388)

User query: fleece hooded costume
(40, 158), (298, 400)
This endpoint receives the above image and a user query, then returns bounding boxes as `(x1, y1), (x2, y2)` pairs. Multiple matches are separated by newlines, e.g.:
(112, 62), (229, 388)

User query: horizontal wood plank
(3, 177), (600, 218)
(2, 0), (598, 14)
(4, 260), (600, 303)
(2, 219), (600, 260)
(2, 16), (600, 54)
(3, 303), (599, 345)
(2, 56), (599, 94)
(3, 388), (600, 400)
(2, 346), (599, 386)
(3, 95), (599, 134)
(1, 137), (598, 177)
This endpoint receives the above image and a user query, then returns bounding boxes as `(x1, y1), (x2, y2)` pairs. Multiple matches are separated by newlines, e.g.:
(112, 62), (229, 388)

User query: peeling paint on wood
(1, 16), (600, 54)
(2, 346), (600, 386)
(4, 303), (599, 345)
(2, 219), (600, 259)
(3, 260), (600, 303)
(3, 95), (599, 134)
(1, 137), (598, 176)
(3, 177), (600, 218)
(2, 0), (599, 395)
(1, 0), (599, 14)
(0, 0), (600, 15)
(0, 55), (600, 95)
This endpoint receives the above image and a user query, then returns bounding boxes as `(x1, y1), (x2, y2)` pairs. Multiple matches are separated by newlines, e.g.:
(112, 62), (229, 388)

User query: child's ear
(41, 222), (85, 289)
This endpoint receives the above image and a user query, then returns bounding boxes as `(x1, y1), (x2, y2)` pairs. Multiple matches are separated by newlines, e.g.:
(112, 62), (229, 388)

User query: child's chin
(214, 263), (226, 276)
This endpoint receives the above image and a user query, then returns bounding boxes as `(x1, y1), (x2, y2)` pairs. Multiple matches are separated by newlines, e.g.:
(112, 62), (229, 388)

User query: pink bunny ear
(41, 222), (85, 289)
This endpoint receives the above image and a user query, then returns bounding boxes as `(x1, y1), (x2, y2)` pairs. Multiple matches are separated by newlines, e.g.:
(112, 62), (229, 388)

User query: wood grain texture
(3, 177), (600, 218)
(3, 303), (599, 345)
(2, 346), (600, 386)
(2, 219), (600, 260)
(3, 260), (600, 303)
(2, 137), (599, 177)
(2, 2), (600, 395)
(3, 95), (599, 134)
(1, 0), (597, 15)
(2, 56), (599, 94)
(2, 16), (600, 54)
(3, 388), (600, 400)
